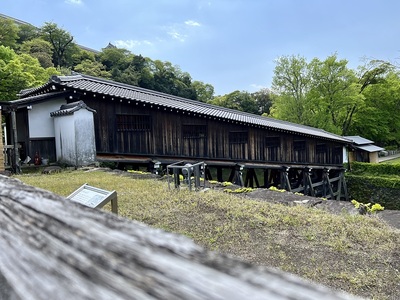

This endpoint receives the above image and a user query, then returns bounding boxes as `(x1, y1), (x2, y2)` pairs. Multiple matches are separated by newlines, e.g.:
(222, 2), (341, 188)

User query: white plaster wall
(53, 114), (76, 165)
(343, 146), (349, 163)
(53, 109), (96, 166)
(28, 99), (66, 138)
(74, 110), (96, 166)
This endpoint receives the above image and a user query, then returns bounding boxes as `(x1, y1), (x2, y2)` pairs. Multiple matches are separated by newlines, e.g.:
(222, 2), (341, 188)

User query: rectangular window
(266, 136), (280, 148)
(182, 125), (207, 139)
(293, 140), (307, 162)
(316, 143), (327, 154)
(316, 143), (327, 163)
(229, 131), (248, 144)
(116, 114), (151, 131)
(333, 146), (343, 164)
(265, 136), (280, 161)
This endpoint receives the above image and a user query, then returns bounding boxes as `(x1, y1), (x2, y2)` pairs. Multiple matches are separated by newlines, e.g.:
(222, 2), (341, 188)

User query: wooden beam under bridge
(0, 174), (358, 299)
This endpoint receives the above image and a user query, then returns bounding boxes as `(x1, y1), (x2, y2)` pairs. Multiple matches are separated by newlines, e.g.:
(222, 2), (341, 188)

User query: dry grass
(15, 168), (400, 300)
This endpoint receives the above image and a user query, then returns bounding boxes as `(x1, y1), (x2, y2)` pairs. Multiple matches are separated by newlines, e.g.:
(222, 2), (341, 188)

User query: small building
(51, 101), (96, 166)
(345, 136), (384, 163)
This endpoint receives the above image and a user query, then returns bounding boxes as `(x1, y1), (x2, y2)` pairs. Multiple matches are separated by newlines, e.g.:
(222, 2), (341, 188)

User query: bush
(350, 161), (400, 176)
(346, 174), (400, 210)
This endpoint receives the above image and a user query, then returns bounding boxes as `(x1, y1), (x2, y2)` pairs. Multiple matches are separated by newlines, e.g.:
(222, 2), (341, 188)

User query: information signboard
(67, 184), (118, 214)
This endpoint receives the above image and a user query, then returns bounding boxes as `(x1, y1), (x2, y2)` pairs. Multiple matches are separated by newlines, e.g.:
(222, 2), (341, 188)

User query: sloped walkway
(379, 153), (400, 162)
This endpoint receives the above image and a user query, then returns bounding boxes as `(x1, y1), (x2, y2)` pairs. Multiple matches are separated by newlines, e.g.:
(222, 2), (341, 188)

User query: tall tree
(19, 38), (54, 68)
(208, 90), (258, 114)
(0, 46), (58, 101)
(74, 59), (111, 78)
(16, 23), (39, 44)
(308, 54), (364, 135)
(352, 71), (400, 146)
(252, 88), (273, 115)
(270, 55), (311, 124)
(40, 22), (75, 67)
(192, 81), (214, 102)
(0, 18), (19, 49)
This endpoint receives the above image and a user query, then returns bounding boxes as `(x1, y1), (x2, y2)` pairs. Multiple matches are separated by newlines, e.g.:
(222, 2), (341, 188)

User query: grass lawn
(15, 168), (400, 300)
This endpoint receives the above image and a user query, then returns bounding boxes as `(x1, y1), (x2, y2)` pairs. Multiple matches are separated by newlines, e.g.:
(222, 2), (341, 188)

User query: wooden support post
(10, 108), (20, 174)
(323, 168), (335, 200)
(173, 167), (180, 188)
(205, 167), (212, 180)
(304, 167), (315, 197)
(281, 166), (292, 192)
(229, 165), (244, 186)
(245, 168), (259, 188)
(263, 169), (269, 188)
(217, 166), (223, 182)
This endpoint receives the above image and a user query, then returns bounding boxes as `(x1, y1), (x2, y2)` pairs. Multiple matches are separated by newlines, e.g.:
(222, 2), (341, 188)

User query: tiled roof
(50, 100), (96, 117)
(356, 144), (384, 153)
(344, 135), (374, 145)
(19, 74), (351, 143)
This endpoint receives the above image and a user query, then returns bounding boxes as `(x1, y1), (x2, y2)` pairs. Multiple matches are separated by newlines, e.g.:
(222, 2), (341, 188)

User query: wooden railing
(0, 175), (362, 299)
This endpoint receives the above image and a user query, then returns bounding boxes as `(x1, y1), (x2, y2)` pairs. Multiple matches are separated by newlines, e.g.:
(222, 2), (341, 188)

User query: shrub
(346, 174), (400, 210)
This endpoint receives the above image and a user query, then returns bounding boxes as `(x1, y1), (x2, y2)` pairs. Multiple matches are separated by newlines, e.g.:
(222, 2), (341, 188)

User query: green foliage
(346, 173), (400, 210)
(0, 18), (19, 49)
(350, 161), (400, 176)
(268, 186), (286, 192)
(19, 38), (54, 68)
(351, 71), (400, 146)
(351, 199), (384, 214)
(223, 187), (254, 193)
(40, 22), (76, 67)
(271, 54), (364, 135)
(208, 90), (259, 114)
(191, 80), (214, 102)
(74, 59), (111, 78)
(0, 46), (58, 100)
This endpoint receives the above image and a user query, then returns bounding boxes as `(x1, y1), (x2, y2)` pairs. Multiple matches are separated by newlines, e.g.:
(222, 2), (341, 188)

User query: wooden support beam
(217, 166), (223, 182)
(0, 175), (359, 300)
(244, 168), (259, 188)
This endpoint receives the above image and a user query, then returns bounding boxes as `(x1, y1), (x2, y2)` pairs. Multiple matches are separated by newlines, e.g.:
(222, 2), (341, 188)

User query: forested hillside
(1, 14), (399, 147)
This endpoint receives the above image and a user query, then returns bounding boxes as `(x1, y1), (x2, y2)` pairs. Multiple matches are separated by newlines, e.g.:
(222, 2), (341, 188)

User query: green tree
(19, 38), (54, 68)
(252, 88), (273, 115)
(0, 46), (58, 101)
(308, 54), (364, 135)
(270, 55), (311, 124)
(0, 18), (19, 49)
(40, 22), (75, 67)
(16, 23), (39, 44)
(97, 47), (131, 71)
(192, 81), (214, 102)
(74, 59), (111, 78)
(352, 71), (400, 146)
(208, 90), (258, 113)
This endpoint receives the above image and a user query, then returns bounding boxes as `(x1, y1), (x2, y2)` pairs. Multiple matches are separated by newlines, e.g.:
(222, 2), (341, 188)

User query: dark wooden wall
(83, 98), (345, 166)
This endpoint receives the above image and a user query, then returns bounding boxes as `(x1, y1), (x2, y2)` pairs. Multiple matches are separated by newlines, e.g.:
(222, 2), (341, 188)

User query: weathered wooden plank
(0, 175), (361, 299)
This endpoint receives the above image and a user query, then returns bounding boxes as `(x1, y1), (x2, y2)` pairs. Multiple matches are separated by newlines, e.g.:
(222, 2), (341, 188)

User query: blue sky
(2, 0), (400, 95)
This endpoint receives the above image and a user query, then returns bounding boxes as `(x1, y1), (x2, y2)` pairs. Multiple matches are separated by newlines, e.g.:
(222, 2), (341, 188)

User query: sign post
(67, 184), (118, 214)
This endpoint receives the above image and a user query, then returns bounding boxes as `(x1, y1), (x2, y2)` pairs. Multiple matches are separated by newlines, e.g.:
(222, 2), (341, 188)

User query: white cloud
(65, 0), (83, 5)
(164, 20), (201, 43)
(114, 39), (153, 50)
(167, 29), (187, 42)
(185, 20), (201, 27)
